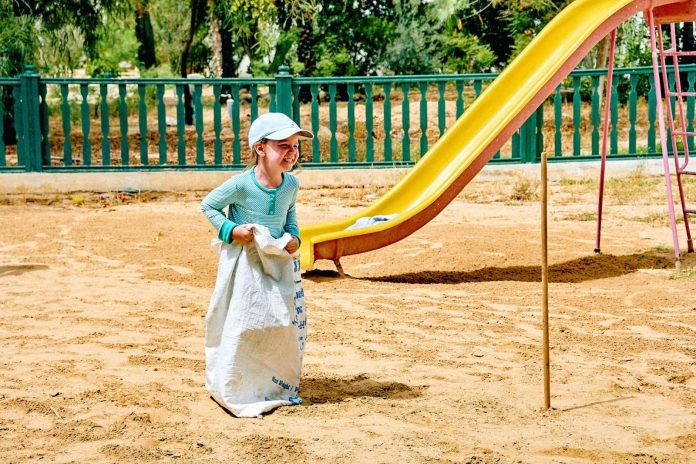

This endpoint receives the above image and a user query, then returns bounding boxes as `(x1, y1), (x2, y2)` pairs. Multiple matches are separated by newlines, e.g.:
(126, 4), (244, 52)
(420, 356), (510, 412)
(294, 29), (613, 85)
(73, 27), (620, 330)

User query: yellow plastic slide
(299, 0), (687, 270)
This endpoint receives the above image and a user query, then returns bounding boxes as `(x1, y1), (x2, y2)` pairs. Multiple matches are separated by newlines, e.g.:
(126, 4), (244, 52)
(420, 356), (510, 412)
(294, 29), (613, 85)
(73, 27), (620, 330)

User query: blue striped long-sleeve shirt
(201, 169), (300, 243)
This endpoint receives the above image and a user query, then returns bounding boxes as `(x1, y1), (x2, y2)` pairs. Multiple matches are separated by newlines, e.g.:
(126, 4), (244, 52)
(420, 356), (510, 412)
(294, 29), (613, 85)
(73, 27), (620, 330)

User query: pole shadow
(561, 395), (635, 412)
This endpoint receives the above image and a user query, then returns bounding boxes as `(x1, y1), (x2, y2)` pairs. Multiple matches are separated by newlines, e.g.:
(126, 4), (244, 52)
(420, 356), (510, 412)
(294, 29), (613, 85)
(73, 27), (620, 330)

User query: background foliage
(0, 0), (664, 79)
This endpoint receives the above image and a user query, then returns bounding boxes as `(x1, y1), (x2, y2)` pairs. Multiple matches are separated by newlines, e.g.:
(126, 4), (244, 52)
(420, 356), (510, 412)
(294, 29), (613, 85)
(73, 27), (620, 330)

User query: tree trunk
(297, 18), (316, 75)
(678, 23), (696, 92)
(296, 14), (317, 102)
(135, 0), (158, 69)
(268, 35), (295, 75)
(595, 36), (611, 111)
(2, 90), (17, 146)
(208, 1), (222, 78)
(181, 0), (207, 125)
(218, 17), (236, 95)
(219, 23), (236, 78)
(268, 0), (294, 73)
(181, 32), (194, 125)
(682, 22), (695, 60)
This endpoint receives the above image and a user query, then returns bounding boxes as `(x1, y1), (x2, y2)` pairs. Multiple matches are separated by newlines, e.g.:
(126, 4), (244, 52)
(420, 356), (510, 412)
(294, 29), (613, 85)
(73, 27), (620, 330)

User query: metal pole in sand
(595, 29), (617, 254)
(541, 150), (551, 410)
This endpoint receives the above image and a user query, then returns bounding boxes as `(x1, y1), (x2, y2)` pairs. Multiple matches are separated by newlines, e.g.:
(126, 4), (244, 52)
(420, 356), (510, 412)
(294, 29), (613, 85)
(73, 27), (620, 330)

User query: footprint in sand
(142, 263), (193, 275)
(353, 261), (384, 270)
(0, 241), (39, 252)
(623, 291), (646, 307)
(626, 325), (671, 340)
(402, 240), (444, 257)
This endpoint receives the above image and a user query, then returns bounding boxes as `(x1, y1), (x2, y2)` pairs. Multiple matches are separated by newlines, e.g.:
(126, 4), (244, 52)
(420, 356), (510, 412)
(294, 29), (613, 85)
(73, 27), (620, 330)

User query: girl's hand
(285, 236), (299, 254)
(232, 224), (254, 244)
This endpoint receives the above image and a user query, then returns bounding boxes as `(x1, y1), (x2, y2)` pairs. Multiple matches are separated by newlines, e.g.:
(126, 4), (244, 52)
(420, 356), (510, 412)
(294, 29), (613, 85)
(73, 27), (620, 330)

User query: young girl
(201, 112), (312, 417)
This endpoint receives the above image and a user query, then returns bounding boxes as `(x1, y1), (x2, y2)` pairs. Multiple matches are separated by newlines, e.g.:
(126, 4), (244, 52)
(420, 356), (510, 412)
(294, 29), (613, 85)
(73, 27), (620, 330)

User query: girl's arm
(284, 182), (300, 243)
(201, 177), (240, 243)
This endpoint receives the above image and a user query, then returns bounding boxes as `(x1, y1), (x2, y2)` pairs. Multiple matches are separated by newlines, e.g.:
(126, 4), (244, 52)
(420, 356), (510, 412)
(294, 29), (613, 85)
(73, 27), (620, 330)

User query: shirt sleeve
(200, 176), (240, 244)
(284, 178), (300, 243)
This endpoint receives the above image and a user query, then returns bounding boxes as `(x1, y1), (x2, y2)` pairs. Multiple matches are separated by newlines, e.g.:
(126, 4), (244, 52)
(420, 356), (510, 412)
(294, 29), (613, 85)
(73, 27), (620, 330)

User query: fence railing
(1, 64), (694, 172)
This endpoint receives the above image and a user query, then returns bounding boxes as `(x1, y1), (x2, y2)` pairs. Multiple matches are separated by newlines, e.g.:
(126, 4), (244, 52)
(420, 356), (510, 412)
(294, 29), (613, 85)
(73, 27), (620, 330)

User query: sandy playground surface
(1, 169), (695, 463)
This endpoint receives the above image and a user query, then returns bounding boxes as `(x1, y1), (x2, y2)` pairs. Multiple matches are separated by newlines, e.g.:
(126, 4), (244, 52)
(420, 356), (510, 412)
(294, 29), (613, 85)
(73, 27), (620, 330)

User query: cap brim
(264, 127), (314, 141)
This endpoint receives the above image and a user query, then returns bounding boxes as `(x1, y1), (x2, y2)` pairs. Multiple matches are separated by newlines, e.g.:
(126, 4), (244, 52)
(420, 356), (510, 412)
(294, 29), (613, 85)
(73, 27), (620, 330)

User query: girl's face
(256, 134), (300, 173)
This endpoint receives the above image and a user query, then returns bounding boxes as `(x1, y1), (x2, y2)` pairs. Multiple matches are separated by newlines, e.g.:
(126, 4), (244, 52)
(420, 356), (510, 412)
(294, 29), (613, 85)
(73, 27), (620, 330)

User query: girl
(201, 112), (312, 249)
(201, 112), (312, 417)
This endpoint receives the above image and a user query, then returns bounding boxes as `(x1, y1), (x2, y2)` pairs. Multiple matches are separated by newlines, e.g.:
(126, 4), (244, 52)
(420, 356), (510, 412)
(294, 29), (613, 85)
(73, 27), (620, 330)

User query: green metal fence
(1, 64), (693, 172)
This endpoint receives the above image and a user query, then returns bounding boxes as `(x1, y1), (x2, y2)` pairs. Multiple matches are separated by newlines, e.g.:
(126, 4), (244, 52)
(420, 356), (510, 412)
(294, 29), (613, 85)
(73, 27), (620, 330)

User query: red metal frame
(596, 4), (695, 265)
(307, 1), (692, 268)
(654, 19), (694, 253)
(648, 10), (684, 261)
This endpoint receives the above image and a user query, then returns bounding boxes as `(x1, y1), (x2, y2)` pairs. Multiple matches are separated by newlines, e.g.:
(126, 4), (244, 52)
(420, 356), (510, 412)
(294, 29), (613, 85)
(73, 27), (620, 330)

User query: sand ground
(1, 170), (695, 463)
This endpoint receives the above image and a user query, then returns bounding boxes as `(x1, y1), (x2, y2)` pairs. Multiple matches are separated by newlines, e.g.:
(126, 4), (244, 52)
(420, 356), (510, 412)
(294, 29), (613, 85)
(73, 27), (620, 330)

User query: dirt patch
(1, 172), (695, 463)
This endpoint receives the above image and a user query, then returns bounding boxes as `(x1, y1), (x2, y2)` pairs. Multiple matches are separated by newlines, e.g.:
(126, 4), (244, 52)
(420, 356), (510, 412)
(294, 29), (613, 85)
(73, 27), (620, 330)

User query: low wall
(0, 158), (668, 194)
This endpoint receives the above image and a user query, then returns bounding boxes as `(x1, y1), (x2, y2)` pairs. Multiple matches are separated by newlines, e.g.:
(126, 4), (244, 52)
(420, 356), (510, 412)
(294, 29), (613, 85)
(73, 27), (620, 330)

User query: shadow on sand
(210, 374), (423, 417)
(300, 374), (424, 405)
(302, 269), (346, 282)
(561, 395), (635, 412)
(365, 252), (674, 284)
(304, 251), (676, 284)
(0, 264), (50, 278)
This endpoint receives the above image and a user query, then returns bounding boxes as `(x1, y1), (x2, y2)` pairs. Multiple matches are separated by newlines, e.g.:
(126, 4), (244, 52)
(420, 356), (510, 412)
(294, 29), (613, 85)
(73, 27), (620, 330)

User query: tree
(86, 12), (139, 77)
(135, 0), (158, 69)
(303, 0), (396, 76)
(10, 0), (127, 60)
(457, 0), (513, 70)
(0, 1), (36, 77)
(380, 0), (439, 74)
(492, 0), (568, 57)
(150, 0), (190, 72)
(181, 0), (208, 124)
(439, 32), (496, 73)
(1, 0), (126, 143)
(437, 1), (499, 73)
(0, 0), (36, 144)
(212, 0), (315, 77)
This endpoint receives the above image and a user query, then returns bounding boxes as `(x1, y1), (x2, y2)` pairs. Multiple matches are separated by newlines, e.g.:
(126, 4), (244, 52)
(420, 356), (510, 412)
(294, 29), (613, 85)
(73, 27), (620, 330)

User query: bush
(381, 21), (437, 75)
(439, 32), (496, 74)
(85, 13), (138, 78)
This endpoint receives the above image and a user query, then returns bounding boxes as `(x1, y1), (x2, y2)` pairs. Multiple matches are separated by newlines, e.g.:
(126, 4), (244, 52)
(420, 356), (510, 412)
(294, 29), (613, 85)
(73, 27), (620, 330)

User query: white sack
(205, 225), (307, 417)
(346, 214), (398, 230)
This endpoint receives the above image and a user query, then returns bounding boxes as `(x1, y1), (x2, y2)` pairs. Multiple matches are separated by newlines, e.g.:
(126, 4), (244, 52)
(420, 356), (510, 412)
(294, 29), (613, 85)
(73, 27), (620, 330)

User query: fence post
(535, 104), (545, 162)
(519, 115), (529, 163)
(519, 107), (542, 163)
(275, 65), (293, 117)
(528, 115), (537, 163)
(20, 65), (43, 172)
(519, 112), (537, 163)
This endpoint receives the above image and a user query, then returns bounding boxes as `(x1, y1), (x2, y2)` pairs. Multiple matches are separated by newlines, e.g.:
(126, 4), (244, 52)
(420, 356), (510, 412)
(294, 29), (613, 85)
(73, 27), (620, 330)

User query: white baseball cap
(248, 112), (314, 147)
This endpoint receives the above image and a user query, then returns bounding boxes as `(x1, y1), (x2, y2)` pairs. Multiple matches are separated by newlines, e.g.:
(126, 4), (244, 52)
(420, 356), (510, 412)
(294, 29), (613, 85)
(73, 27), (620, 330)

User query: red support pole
(648, 9), (683, 268)
(666, 24), (695, 253)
